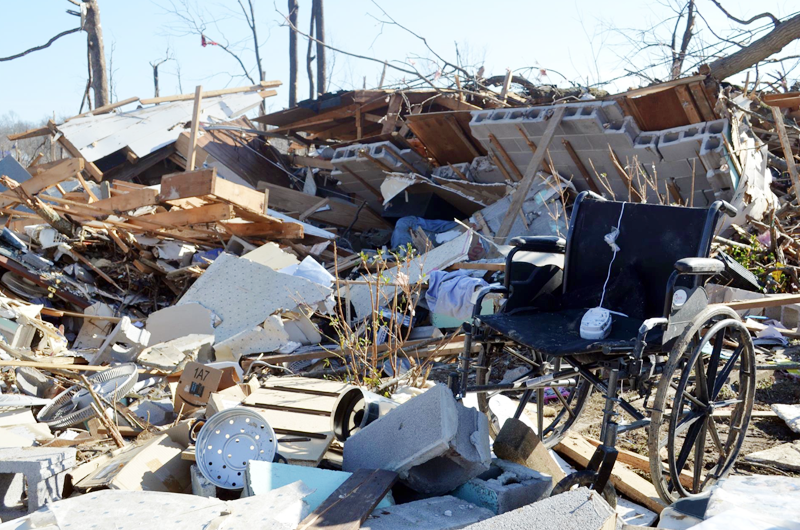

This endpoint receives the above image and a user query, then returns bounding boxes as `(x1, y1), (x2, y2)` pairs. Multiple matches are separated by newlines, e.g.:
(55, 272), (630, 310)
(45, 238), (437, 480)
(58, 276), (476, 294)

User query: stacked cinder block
(331, 141), (433, 207)
(433, 163), (472, 181)
(343, 384), (491, 495)
(0, 447), (77, 514)
(452, 459), (553, 514)
(469, 102), (735, 206)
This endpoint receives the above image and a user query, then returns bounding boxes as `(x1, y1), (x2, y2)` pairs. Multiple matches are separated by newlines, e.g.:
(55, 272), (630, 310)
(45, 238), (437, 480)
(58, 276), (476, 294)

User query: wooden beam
(139, 81), (281, 105)
(0, 159), (83, 209)
(770, 106), (800, 194)
(515, 126), (555, 175)
(444, 115), (481, 158)
(500, 70), (513, 102)
(674, 85), (702, 124)
(584, 437), (694, 490)
(51, 127), (104, 182)
(489, 134), (523, 181)
(666, 177), (685, 205)
(75, 172), (99, 202)
(7, 127), (51, 141)
(562, 139), (600, 194)
(89, 188), (159, 212)
(723, 294), (800, 311)
(186, 85), (203, 172)
(130, 203), (236, 228)
(608, 146), (644, 202)
(381, 93), (403, 134)
(687, 82), (717, 121)
(299, 198), (330, 221)
(68, 96), (140, 121)
(496, 106), (565, 239)
(160, 168), (268, 216)
(221, 220), (304, 239)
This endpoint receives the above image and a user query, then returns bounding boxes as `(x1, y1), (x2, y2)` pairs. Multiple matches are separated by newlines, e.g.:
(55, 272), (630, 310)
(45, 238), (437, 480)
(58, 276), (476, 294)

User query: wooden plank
(762, 91), (800, 108)
(299, 198), (330, 221)
(489, 134), (523, 181)
(722, 294), (800, 311)
(562, 138), (600, 193)
(288, 154), (334, 170)
(380, 93), (403, 134)
(186, 85), (203, 172)
(75, 173), (98, 202)
(89, 187), (159, 212)
(139, 81), (281, 105)
(130, 203), (236, 228)
(584, 437), (694, 490)
(770, 106), (800, 193)
(160, 168), (267, 215)
(555, 434), (665, 514)
(68, 96), (140, 121)
(449, 262), (505, 271)
(500, 70), (513, 102)
(608, 147), (644, 202)
(221, 220), (304, 239)
(0, 158), (83, 209)
(496, 106), (565, 239)
(297, 469), (398, 530)
(674, 85), (703, 124)
(50, 124), (104, 182)
(687, 82), (717, 121)
(243, 389), (338, 414)
(260, 376), (352, 395)
(7, 127), (51, 141)
(240, 405), (331, 433)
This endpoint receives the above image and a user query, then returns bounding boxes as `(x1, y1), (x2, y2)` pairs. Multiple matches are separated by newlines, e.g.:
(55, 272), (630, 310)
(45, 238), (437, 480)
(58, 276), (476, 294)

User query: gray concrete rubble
(452, 458), (553, 514)
(744, 440), (800, 472)
(362, 496), (494, 530)
(772, 403), (800, 434)
(191, 464), (218, 498)
(493, 417), (565, 481)
(13, 367), (55, 398)
(343, 384), (491, 495)
(0, 447), (76, 514)
(460, 487), (616, 530)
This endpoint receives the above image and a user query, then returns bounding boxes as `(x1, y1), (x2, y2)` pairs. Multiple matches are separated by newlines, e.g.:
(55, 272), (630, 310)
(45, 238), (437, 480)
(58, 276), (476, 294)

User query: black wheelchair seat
(479, 308), (662, 357)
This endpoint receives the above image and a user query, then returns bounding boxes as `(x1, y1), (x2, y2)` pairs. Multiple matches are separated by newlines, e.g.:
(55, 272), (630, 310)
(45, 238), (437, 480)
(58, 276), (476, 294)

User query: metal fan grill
(36, 363), (138, 427)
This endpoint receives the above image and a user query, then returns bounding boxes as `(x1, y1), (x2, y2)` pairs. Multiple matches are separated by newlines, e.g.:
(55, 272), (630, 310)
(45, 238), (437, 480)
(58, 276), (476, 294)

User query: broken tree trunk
(288, 0), (299, 107)
(708, 13), (800, 81)
(313, 0), (326, 97)
(85, 0), (109, 108)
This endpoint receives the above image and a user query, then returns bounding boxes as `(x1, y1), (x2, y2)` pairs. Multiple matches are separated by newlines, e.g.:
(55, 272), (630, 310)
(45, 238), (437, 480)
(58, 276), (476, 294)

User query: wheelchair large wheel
(475, 345), (592, 448)
(648, 305), (756, 504)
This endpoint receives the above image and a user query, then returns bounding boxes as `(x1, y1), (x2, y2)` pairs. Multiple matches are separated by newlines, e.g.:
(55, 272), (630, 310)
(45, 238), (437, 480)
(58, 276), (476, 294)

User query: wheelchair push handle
(718, 200), (738, 218)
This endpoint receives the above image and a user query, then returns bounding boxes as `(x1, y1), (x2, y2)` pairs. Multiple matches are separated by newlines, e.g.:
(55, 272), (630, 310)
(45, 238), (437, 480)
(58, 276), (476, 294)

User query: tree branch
(0, 27), (81, 62)
(709, 0), (780, 28)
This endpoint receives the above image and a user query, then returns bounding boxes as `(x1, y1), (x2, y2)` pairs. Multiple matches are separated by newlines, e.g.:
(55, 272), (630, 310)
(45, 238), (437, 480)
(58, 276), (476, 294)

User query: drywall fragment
(214, 316), (291, 362)
(90, 316), (150, 365)
(73, 302), (115, 350)
(138, 334), (215, 370)
(146, 302), (216, 345)
(242, 242), (299, 270)
(0, 447), (76, 513)
(493, 417), (565, 481)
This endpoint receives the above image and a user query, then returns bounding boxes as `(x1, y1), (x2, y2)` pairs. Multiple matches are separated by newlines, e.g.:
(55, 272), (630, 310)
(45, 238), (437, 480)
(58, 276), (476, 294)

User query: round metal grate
(195, 407), (278, 489)
(36, 363), (139, 428)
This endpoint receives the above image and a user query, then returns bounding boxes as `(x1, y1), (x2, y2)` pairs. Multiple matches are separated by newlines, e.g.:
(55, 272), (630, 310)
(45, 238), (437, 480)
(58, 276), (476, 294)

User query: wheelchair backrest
(562, 197), (712, 320)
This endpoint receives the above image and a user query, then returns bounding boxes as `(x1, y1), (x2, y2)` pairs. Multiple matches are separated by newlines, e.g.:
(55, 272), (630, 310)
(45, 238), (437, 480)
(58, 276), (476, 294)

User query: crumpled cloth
(391, 216), (460, 249)
(425, 270), (488, 321)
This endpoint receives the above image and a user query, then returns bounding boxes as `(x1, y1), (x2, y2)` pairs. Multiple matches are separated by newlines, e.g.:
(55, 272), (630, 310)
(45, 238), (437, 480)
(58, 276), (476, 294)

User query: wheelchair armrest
(509, 236), (566, 253)
(472, 285), (509, 319)
(674, 257), (724, 275)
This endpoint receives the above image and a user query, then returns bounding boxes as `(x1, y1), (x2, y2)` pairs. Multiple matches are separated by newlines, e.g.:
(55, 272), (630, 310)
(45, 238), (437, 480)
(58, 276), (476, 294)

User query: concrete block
(705, 118), (729, 137)
(14, 367), (55, 398)
(652, 159), (694, 180)
(434, 163), (472, 181)
(363, 496), (494, 530)
(594, 116), (639, 151)
(699, 134), (726, 170)
(461, 487), (616, 530)
(658, 127), (704, 162)
(560, 105), (607, 136)
(469, 157), (507, 184)
(706, 168), (734, 200)
(600, 101), (626, 124)
(452, 459), (552, 514)
(469, 111), (493, 141)
(0, 447), (76, 512)
(632, 133), (662, 165)
(191, 464), (217, 497)
(492, 418), (565, 482)
(245, 461), (392, 512)
(780, 304), (800, 330)
(343, 384), (491, 495)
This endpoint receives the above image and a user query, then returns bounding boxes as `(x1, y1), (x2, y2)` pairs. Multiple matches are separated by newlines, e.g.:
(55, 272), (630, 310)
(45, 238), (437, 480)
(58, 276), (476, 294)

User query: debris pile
(0, 73), (799, 530)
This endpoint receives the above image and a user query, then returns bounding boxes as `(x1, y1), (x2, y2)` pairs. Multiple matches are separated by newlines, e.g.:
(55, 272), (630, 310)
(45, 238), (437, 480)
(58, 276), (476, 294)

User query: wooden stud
(75, 172), (99, 202)
(687, 82), (716, 121)
(770, 106), (800, 194)
(139, 81), (281, 105)
(447, 163), (469, 181)
(444, 115), (481, 157)
(355, 105), (363, 140)
(489, 134), (523, 181)
(496, 106), (565, 239)
(0, 159), (83, 209)
(561, 138), (600, 193)
(500, 69), (513, 102)
(473, 211), (493, 237)
(674, 85), (702, 124)
(186, 85), (203, 172)
(666, 178), (684, 205)
(130, 203), (236, 228)
(515, 125), (555, 175)
(299, 198), (330, 221)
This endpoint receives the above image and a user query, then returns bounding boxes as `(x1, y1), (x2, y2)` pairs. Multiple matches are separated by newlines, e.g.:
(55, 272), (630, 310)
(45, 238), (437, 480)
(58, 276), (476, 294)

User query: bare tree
(0, 0), (109, 108)
(288, 0), (299, 106)
(306, 5), (316, 99)
(314, 0), (327, 95)
(670, 0), (695, 79)
(150, 48), (174, 99)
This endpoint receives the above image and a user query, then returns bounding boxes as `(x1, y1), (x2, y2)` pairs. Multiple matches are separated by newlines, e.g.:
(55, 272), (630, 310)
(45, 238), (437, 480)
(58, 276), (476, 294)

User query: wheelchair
(451, 191), (756, 504)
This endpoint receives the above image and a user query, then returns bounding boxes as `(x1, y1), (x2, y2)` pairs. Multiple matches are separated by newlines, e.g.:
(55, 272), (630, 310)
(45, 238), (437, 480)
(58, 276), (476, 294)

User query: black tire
(551, 470), (617, 508)
(648, 305), (756, 504)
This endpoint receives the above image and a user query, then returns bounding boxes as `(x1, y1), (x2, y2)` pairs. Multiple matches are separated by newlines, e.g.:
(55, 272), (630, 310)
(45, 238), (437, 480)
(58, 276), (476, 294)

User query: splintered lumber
(186, 85), (203, 172)
(0, 158), (84, 209)
(131, 203), (236, 228)
(88, 188), (159, 213)
(68, 96), (140, 121)
(0, 176), (77, 237)
(496, 106), (565, 239)
(139, 80), (282, 105)
(222, 220), (304, 239)
(159, 168), (267, 215)
(6, 127), (51, 141)
(296, 469), (398, 530)
(555, 434), (665, 513)
(608, 146), (644, 202)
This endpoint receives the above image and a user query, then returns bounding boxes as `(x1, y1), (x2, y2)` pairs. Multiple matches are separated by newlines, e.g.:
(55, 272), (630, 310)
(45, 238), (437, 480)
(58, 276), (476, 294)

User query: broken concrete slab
(191, 464), (217, 498)
(0, 447), (76, 513)
(452, 458), (552, 514)
(744, 440), (800, 472)
(245, 461), (393, 512)
(493, 417), (565, 482)
(772, 404), (800, 434)
(145, 302), (216, 345)
(705, 475), (800, 522)
(177, 252), (331, 343)
(14, 367), (56, 398)
(137, 333), (215, 369)
(461, 487), (616, 530)
(362, 496), (494, 530)
(343, 384), (491, 495)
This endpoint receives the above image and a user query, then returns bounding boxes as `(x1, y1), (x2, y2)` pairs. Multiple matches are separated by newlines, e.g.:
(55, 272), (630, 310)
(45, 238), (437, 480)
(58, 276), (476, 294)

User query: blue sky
(1, 0), (798, 122)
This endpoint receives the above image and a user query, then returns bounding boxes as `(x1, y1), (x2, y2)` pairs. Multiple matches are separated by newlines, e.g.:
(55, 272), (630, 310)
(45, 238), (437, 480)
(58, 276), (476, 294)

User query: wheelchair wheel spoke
(694, 355), (710, 403)
(712, 346), (742, 400)
(705, 329), (724, 392)
(707, 417), (725, 455)
(674, 418), (704, 474)
(553, 387), (576, 419)
(536, 388), (544, 437)
(692, 419), (708, 493)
